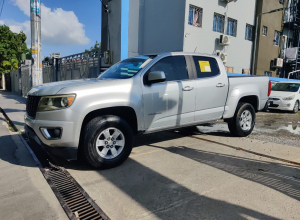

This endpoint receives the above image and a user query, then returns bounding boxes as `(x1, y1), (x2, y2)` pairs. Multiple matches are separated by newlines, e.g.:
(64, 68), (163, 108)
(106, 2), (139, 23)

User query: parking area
(199, 110), (300, 148)
(1, 90), (300, 220)
(60, 115), (300, 220)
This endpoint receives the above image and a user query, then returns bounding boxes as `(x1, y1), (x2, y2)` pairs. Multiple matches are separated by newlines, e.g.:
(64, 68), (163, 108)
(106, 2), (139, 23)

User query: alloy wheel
(95, 127), (125, 159)
(239, 110), (252, 131)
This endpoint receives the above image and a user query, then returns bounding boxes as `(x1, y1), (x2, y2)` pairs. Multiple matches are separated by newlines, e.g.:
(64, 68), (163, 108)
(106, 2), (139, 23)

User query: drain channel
(19, 132), (110, 220)
(42, 166), (109, 220)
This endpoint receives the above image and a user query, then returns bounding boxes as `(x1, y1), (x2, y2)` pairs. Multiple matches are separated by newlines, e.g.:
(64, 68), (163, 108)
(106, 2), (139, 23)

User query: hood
(28, 78), (108, 96)
(270, 90), (296, 99)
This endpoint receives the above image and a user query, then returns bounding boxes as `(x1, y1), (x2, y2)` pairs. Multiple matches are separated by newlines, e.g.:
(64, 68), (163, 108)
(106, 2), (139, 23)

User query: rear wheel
(83, 115), (133, 169)
(292, 101), (299, 114)
(228, 103), (256, 137)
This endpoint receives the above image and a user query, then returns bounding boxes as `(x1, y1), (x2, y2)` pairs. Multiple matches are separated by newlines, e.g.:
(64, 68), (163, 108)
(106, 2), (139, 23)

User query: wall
(184, 0), (257, 74)
(108, 0), (122, 64)
(254, 0), (284, 76)
(128, 0), (186, 56)
(128, 0), (140, 57)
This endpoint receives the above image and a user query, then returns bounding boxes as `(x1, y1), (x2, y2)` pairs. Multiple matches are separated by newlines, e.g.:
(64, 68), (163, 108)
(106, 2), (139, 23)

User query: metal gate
(21, 49), (107, 97)
(21, 64), (32, 97)
(4, 72), (11, 92)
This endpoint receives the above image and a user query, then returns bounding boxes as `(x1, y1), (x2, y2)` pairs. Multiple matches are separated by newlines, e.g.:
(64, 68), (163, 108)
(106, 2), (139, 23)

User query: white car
(268, 82), (300, 113)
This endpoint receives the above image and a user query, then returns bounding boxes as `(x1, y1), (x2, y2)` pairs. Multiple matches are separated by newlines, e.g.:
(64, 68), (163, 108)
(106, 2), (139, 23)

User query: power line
(0, 0), (5, 18)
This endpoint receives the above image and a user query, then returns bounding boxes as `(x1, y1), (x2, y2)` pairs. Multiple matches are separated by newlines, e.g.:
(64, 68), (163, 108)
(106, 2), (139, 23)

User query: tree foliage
(84, 41), (101, 57)
(0, 25), (30, 74)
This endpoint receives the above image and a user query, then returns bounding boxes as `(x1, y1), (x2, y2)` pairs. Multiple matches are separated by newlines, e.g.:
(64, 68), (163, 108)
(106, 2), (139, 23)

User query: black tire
(292, 101), (299, 114)
(83, 115), (133, 169)
(227, 103), (256, 137)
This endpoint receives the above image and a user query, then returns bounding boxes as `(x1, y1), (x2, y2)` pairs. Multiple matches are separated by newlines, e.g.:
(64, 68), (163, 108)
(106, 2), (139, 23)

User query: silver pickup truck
(25, 52), (271, 168)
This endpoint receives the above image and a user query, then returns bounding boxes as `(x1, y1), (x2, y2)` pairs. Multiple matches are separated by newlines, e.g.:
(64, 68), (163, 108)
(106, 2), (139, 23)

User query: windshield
(98, 56), (155, 79)
(272, 83), (300, 92)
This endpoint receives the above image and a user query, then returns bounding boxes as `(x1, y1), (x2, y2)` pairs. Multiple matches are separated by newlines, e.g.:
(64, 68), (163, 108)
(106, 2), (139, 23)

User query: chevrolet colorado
(25, 52), (271, 168)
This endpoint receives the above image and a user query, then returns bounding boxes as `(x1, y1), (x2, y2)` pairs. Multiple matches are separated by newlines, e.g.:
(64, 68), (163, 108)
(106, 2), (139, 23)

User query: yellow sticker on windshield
(199, 61), (211, 72)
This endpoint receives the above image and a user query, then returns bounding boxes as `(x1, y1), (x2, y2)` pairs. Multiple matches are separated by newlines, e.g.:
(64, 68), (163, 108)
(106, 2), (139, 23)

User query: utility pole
(30, 0), (43, 86)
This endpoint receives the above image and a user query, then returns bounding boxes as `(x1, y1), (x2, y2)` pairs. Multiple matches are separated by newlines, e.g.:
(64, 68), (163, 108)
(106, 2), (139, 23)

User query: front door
(142, 56), (196, 132)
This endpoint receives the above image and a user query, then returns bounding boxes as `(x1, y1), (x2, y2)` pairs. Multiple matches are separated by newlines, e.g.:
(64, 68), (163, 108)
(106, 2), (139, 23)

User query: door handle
(216, 83), (225, 88)
(182, 86), (194, 91)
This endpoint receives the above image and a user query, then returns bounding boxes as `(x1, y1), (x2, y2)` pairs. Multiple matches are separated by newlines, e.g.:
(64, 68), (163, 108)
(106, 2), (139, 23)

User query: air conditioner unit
(217, 51), (228, 63)
(220, 34), (231, 46)
(272, 58), (283, 68)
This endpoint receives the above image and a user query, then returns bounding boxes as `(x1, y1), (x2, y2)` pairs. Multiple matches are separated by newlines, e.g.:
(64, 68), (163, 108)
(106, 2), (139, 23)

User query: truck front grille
(26, 95), (41, 118)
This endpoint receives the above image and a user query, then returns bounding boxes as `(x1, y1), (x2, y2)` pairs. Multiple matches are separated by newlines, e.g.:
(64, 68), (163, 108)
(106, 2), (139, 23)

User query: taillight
(268, 81), (271, 96)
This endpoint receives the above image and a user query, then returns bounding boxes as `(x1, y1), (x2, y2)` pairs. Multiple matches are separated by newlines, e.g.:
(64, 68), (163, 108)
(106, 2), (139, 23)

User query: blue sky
(0, 0), (102, 57)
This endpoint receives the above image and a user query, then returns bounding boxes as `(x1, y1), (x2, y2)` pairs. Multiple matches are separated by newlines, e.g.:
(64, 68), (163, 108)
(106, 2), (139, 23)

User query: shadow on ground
(0, 134), (35, 168)
(60, 129), (299, 219)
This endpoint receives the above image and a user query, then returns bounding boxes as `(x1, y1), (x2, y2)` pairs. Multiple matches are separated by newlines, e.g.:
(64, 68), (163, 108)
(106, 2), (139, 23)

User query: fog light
(287, 104), (291, 107)
(40, 128), (62, 140)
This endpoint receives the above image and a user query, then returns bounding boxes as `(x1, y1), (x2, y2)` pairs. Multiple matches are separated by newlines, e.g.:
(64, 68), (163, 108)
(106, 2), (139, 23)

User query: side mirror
(148, 71), (166, 84)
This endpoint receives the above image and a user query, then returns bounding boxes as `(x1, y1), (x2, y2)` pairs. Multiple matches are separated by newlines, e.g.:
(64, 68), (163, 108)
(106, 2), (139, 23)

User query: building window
(188, 5), (203, 28)
(274, 31), (281, 46)
(262, 26), (268, 36)
(245, 24), (254, 41)
(213, 13), (225, 33)
(227, 18), (238, 37)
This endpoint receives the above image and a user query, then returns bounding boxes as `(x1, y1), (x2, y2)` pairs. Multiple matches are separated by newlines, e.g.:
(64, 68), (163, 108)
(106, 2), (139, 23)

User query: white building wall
(184, 0), (257, 73)
(128, 0), (140, 58)
(128, 0), (186, 56)
(127, 0), (257, 73)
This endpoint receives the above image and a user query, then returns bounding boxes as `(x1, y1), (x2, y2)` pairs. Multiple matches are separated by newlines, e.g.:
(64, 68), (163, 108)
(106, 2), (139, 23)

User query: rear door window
(147, 56), (189, 82)
(193, 56), (220, 78)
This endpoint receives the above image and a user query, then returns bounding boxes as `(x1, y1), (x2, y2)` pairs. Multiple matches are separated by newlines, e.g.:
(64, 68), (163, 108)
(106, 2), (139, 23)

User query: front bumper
(24, 109), (83, 160)
(25, 125), (78, 160)
(267, 98), (294, 111)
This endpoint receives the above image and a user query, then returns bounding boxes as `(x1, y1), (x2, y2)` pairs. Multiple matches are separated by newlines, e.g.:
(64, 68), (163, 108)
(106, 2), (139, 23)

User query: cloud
(8, 0), (90, 46)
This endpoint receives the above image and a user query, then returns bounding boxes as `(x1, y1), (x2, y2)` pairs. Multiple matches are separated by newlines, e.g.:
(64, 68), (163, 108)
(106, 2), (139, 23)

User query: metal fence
(20, 50), (107, 97)
(21, 64), (32, 97)
(42, 50), (101, 83)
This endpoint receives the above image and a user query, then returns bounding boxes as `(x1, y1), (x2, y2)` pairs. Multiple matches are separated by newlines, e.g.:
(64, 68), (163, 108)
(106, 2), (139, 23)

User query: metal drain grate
(42, 166), (110, 220)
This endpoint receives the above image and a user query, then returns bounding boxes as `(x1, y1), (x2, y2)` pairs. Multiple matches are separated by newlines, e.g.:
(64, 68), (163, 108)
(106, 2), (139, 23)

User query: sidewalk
(0, 90), (27, 131)
(0, 90), (67, 220)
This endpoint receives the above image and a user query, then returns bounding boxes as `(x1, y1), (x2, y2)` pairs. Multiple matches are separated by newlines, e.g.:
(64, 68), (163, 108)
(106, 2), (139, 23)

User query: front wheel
(292, 101), (299, 114)
(83, 115), (133, 169)
(228, 103), (256, 137)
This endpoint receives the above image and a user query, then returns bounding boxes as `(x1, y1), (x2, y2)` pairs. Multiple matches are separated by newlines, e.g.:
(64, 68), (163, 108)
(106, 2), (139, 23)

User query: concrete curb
(0, 107), (18, 132)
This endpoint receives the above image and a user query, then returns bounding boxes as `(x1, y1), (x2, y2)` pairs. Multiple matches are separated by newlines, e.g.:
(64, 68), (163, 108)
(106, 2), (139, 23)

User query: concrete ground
(0, 90), (27, 131)
(62, 128), (300, 220)
(1, 89), (300, 220)
(0, 90), (67, 220)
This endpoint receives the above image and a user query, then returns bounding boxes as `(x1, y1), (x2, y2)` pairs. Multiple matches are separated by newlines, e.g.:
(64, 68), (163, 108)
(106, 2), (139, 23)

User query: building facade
(282, 0), (300, 79)
(253, 0), (285, 77)
(127, 0), (257, 73)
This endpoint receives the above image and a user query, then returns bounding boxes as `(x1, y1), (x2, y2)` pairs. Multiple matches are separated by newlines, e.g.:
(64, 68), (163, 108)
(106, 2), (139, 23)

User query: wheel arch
(238, 95), (259, 112)
(78, 106), (138, 158)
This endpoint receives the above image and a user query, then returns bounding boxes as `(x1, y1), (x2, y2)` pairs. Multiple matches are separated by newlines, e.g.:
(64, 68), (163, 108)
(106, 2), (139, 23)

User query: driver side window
(147, 56), (189, 82)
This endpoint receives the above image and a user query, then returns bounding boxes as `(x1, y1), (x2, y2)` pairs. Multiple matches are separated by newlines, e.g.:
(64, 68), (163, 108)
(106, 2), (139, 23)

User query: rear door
(191, 56), (229, 122)
(142, 55), (196, 132)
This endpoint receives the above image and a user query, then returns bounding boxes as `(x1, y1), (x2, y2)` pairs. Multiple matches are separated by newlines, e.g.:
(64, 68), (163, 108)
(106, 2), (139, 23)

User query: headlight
(37, 94), (76, 112)
(283, 95), (295, 101)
